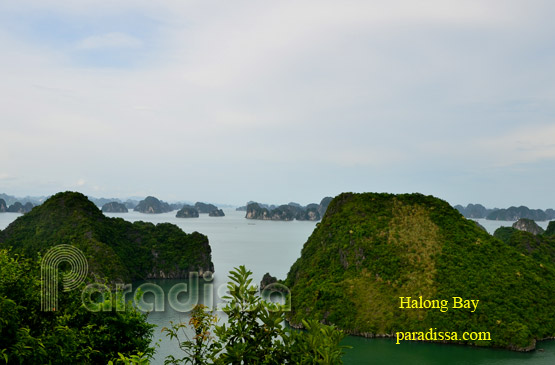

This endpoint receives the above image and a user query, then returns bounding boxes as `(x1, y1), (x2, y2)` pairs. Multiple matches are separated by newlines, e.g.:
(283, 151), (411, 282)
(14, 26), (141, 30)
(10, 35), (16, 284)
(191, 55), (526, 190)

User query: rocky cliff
(195, 202), (218, 214)
(245, 198), (332, 221)
(133, 196), (172, 214)
(246, 203), (271, 220)
(512, 218), (545, 235)
(208, 209), (225, 217)
(176, 205), (200, 218)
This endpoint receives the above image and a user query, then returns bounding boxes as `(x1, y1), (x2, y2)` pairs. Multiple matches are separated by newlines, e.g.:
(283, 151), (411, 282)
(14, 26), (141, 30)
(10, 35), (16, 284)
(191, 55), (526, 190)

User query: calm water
(0, 211), (553, 364)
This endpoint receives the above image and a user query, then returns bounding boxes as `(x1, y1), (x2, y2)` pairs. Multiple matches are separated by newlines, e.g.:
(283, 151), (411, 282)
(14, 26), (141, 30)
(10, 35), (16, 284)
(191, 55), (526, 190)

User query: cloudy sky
(1, 0), (555, 208)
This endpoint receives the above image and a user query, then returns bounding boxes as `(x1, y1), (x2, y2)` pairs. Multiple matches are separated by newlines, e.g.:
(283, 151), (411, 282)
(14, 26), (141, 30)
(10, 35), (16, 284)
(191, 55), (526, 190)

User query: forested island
(0, 192), (214, 281)
(0, 191), (215, 363)
(284, 193), (555, 351)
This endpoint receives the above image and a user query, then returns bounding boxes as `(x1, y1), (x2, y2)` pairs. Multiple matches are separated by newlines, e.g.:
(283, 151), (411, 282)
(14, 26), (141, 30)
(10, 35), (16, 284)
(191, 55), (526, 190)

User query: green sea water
(342, 337), (555, 365)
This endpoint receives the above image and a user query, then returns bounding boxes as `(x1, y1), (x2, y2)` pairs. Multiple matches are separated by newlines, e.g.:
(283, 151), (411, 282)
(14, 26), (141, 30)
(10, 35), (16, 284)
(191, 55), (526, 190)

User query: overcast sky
(1, 0), (555, 208)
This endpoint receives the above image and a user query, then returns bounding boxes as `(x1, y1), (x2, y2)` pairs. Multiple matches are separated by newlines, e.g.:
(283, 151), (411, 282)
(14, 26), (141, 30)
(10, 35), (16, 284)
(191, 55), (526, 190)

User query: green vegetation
(0, 249), (155, 364)
(0, 192), (213, 281)
(494, 226), (555, 266)
(545, 221), (555, 236)
(0, 191), (345, 363)
(160, 266), (348, 364)
(285, 193), (555, 350)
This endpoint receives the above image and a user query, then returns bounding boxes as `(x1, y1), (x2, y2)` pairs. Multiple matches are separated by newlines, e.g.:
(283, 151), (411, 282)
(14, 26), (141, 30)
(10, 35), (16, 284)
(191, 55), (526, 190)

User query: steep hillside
(285, 193), (555, 350)
(0, 192), (213, 282)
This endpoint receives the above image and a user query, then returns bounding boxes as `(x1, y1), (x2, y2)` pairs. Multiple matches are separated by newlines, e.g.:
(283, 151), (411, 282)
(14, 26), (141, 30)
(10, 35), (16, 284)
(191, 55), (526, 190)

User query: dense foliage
(285, 193), (555, 350)
(0, 249), (155, 364)
(0, 192), (213, 281)
(494, 226), (555, 266)
(545, 221), (555, 236)
(160, 266), (348, 364)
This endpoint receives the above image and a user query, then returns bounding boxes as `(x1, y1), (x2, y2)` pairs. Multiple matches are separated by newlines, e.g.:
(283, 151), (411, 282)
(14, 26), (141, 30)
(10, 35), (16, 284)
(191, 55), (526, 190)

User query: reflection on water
(130, 278), (220, 364)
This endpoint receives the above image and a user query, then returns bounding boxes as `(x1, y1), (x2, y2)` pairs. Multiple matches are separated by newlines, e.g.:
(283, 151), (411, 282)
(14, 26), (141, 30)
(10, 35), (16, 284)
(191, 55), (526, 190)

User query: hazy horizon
(2, 190), (555, 212)
(2, 1), (555, 209)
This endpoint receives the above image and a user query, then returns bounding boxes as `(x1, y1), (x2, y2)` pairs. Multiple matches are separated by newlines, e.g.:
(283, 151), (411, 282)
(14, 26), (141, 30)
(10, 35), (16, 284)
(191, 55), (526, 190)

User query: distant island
(209, 209), (225, 217)
(175, 202), (225, 218)
(0, 192), (214, 281)
(133, 196), (173, 214)
(0, 199), (34, 214)
(101, 201), (128, 213)
(1, 192), (227, 218)
(7, 202), (34, 213)
(176, 205), (200, 218)
(243, 197), (332, 221)
(0, 193), (44, 206)
(87, 196), (133, 209)
(195, 202), (225, 217)
(455, 203), (555, 221)
(284, 193), (555, 351)
(195, 202), (218, 213)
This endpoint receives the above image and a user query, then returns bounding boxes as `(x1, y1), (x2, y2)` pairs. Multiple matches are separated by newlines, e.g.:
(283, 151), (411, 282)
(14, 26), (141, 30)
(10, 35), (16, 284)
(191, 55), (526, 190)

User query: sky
(1, 0), (555, 208)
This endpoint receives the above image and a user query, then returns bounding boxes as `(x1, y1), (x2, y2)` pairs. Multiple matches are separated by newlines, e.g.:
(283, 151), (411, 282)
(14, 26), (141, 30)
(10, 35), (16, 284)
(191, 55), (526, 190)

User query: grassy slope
(285, 193), (555, 350)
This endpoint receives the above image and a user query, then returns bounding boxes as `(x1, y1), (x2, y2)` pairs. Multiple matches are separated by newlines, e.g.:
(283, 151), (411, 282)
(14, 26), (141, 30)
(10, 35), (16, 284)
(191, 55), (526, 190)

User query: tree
(0, 249), (155, 364)
(163, 266), (349, 364)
